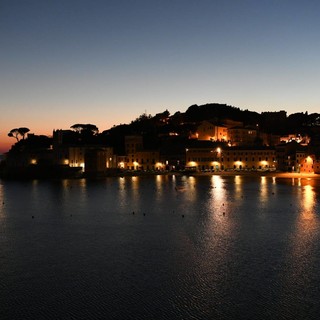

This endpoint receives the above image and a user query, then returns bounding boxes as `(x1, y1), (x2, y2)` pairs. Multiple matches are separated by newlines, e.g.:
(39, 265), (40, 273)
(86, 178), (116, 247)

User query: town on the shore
(1, 103), (320, 178)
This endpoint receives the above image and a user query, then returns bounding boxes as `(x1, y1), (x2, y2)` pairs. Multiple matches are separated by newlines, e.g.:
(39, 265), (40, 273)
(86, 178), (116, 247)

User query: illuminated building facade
(186, 147), (276, 171)
(196, 121), (228, 141)
(125, 150), (162, 171)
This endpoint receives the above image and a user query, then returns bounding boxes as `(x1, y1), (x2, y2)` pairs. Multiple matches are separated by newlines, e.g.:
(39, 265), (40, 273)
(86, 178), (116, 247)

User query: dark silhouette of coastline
(1, 103), (320, 179)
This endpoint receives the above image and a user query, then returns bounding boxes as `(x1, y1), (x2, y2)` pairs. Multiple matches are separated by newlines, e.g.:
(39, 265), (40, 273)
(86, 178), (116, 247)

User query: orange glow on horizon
(0, 139), (15, 154)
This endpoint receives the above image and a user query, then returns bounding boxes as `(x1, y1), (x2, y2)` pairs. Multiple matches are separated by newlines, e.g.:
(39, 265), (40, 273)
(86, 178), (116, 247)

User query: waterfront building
(186, 145), (276, 171)
(159, 137), (186, 170)
(85, 148), (117, 175)
(298, 154), (314, 173)
(53, 129), (115, 172)
(125, 150), (162, 171)
(275, 141), (311, 172)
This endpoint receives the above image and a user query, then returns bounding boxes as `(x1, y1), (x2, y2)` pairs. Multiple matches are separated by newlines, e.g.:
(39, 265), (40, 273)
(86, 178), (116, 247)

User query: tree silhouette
(70, 124), (99, 135)
(18, 127), (30, 139)
(8, 128), (20, 141)
(70, 124), (99, 144)
(8, 127), (30, 141)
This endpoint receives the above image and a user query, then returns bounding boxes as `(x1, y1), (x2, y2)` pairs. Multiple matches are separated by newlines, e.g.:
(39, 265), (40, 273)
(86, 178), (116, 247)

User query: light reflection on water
(277, 182), (320, 317)
(0, 175), (320, 319)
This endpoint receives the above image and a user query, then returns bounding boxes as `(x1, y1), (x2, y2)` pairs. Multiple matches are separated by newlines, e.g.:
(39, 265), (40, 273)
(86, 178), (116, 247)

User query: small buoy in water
(222, 203), (224, 206)
(182, 214), (185, 218)
(272, 192), (275, 195)
(32, 216), (34, 219)
(132, 211), (135, 215)
(143, 213), (146, 216)
(70, 214), (72, 217)
(223, 212), (225, 216)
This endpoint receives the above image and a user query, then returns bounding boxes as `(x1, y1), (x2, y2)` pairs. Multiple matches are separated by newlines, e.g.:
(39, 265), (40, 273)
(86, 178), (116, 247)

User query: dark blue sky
(1, 0), (320, 151)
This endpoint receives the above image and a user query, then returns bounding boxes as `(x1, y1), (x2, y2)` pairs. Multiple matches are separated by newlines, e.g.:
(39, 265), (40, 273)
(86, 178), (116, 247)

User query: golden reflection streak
(209, 175), (228, 220)
(130, 176), (141, 210)
(259, 176), (268, 202)
(291, 178), (301, 186)
(78, 178), (88, 204)
(208, 176), (235, 262)
(234, 175), (243, 201)
(297, 178), (301, 186)
(301, 184), (316, 214)
(280, 182), (318, 298)
(184, 176), (196, 202)
(155, 174), (163, 200)
(210, 175), (224, 202)
(117, 176), (127, 208)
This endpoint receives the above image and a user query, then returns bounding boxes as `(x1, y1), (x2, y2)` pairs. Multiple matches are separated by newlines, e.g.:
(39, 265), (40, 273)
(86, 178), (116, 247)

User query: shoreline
(1, 168), (319, 180)
(179, 171), (320, 179)
(106, 170), (320, 180)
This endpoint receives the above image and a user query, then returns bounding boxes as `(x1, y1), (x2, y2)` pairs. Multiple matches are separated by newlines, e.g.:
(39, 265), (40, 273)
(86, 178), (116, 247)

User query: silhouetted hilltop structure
(184, 103), (260, 126)
(1, 102), (320, 178)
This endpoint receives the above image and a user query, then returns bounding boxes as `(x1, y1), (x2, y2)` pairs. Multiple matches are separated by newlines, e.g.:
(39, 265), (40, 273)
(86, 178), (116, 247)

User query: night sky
(1, 0), (320, 153)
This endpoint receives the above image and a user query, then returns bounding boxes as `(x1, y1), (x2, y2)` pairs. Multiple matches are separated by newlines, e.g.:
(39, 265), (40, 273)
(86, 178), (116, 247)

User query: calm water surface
(1, 175), (320, 319)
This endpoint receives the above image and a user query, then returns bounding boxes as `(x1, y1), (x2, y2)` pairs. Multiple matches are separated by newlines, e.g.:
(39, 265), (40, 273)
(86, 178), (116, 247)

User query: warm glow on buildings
(196, 121), (228, 141)
(186, 147), (276, 171)
(299, 155), (314, 173)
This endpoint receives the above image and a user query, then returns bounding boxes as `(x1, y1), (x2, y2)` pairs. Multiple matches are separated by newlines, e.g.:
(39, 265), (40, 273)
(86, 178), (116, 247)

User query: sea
(1, 174), (320, 320)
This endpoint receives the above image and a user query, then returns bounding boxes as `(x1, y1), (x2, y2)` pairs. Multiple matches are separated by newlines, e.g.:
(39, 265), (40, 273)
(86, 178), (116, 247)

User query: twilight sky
(1, 0), (320, 153)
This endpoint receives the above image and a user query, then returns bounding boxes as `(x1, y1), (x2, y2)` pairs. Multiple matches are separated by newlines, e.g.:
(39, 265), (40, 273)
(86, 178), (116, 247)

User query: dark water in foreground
(1, 175), (320, 319)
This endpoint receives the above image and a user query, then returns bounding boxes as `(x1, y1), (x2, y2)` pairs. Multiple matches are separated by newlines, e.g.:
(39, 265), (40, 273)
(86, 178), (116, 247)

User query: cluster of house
(3, 119), (320, 176)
